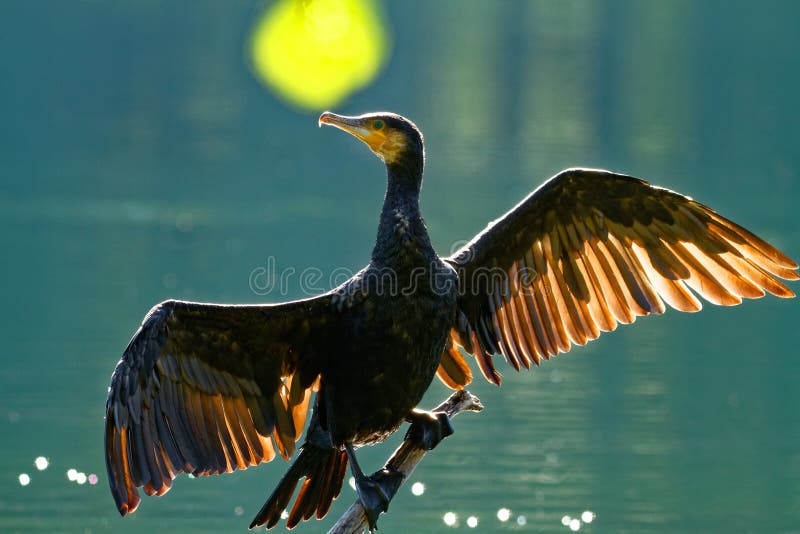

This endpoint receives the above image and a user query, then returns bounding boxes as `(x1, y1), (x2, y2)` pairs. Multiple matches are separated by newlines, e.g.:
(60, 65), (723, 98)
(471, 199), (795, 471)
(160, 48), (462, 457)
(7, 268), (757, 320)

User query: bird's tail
(250, 442), (348, 530)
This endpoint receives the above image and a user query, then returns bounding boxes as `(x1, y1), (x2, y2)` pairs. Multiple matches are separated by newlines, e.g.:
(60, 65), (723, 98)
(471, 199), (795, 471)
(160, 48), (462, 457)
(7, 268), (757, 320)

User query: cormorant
(105, 111), (798, 531)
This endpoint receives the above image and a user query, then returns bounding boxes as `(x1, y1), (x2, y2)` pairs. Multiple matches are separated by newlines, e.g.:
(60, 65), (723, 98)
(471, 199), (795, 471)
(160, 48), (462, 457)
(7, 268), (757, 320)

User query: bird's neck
(371, 163), (433, 266)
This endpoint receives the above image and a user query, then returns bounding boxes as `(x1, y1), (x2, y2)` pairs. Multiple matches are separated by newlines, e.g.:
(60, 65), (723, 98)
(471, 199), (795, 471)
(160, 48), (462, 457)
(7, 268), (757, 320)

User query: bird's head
(319, 111), (424, 173)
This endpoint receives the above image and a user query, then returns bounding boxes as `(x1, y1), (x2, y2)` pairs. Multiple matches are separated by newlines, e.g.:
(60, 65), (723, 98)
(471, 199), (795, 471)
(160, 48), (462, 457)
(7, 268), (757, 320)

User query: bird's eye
(373, 120), (384, 130)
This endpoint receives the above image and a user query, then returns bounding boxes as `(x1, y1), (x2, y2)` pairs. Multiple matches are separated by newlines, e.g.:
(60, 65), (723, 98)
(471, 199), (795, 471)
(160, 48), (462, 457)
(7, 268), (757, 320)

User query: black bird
(105, 111), (797, 531)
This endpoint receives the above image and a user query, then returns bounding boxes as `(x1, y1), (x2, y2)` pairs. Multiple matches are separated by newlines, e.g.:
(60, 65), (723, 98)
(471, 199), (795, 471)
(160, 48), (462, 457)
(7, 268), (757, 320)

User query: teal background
(1, 1), (798, 533)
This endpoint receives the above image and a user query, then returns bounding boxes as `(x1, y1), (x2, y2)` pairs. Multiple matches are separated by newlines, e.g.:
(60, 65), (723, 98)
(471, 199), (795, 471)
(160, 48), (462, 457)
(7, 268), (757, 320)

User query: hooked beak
(319, 111), (387, 153)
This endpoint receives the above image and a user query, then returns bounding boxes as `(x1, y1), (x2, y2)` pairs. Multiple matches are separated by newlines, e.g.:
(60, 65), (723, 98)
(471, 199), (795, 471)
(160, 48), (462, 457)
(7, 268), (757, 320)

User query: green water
(1, 1), (798, 533)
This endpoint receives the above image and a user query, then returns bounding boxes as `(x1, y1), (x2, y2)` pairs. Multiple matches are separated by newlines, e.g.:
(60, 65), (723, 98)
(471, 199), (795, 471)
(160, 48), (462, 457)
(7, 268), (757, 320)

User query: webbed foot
(405, 409), (454, 450)
(345, 443), (405, 531)
(355, 468), (405, 531)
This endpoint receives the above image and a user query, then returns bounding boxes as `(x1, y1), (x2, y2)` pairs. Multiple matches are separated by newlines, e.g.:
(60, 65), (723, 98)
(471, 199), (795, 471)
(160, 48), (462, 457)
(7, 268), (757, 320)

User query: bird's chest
(363, 263), (454, 355)
(322, 265), (457, 444)
(343, 273), (455, 363)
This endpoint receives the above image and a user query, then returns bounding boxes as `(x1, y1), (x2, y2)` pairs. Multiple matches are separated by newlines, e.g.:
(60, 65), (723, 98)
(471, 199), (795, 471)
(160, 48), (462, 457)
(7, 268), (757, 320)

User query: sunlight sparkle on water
(18, 473), (31, 486)
(34, 456), (49, 470)
(561, 515), (571, 526)
(443, 512), (457, 527)
(76, 472), (87, 485)
(88, 474), (98, 485)
(67, 469), (78, 481)
(466, 516), (478, 528)
(517, 515), (527, 526)
(581, 511), (594, 523)
(411, 482), (425, 496)
(497, 508), (511, 522)
(569, 518), (581, 531)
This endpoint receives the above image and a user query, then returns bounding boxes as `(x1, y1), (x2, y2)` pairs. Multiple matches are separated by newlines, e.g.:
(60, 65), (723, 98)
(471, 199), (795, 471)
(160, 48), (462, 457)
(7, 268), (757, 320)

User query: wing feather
(443, 168), (796, 385)
(435, 333), (474, 389)
(105, 296), (334, 515)
(530, 242), (571, 352)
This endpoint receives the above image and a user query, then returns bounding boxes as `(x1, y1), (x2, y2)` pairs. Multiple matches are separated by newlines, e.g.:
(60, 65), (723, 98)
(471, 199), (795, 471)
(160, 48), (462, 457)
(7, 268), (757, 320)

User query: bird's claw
(355, 468), (405, 531)
(405, 410), (454, 450)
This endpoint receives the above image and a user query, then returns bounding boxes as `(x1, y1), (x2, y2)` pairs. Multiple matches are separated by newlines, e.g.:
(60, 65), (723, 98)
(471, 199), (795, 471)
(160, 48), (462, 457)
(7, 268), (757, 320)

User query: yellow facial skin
(319, 112), (406, 164)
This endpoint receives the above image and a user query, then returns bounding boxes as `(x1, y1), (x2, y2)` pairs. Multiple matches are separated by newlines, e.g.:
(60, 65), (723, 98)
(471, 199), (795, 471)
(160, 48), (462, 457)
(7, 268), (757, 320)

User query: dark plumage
(105, 111), (798, 531)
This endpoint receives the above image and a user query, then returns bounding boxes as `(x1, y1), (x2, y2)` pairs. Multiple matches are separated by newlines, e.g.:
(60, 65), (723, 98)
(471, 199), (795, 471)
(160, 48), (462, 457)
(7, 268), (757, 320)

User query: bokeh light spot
(250, 0), (389, 110)
(443, 511), (457, 527)
(34, 456), (49, 470)
(466, 516), (478, 528)
(18, 473), (31, 486)
(411, 481), (425, 496)
(497, 508), (511, 522)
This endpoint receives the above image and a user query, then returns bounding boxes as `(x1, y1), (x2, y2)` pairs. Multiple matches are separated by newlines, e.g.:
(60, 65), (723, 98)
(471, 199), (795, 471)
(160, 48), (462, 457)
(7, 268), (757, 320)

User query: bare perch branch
(327, 390), (484, 534)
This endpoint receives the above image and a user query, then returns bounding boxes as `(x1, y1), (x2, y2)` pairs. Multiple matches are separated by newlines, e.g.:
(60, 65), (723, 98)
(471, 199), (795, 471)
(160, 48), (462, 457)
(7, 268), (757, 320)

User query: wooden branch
(327, 389), (484, 534)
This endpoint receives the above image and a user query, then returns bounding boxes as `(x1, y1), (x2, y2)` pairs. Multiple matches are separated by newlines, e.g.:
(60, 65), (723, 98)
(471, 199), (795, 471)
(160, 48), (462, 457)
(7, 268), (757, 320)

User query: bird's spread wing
(440, 168), (798, 386)
(105, 296), (334, 515)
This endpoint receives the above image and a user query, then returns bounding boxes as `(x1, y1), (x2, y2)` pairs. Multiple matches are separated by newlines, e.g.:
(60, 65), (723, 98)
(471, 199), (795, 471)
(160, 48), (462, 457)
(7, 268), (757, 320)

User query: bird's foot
(355, 468), (405, 531)
(405, 409), (454, 450)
